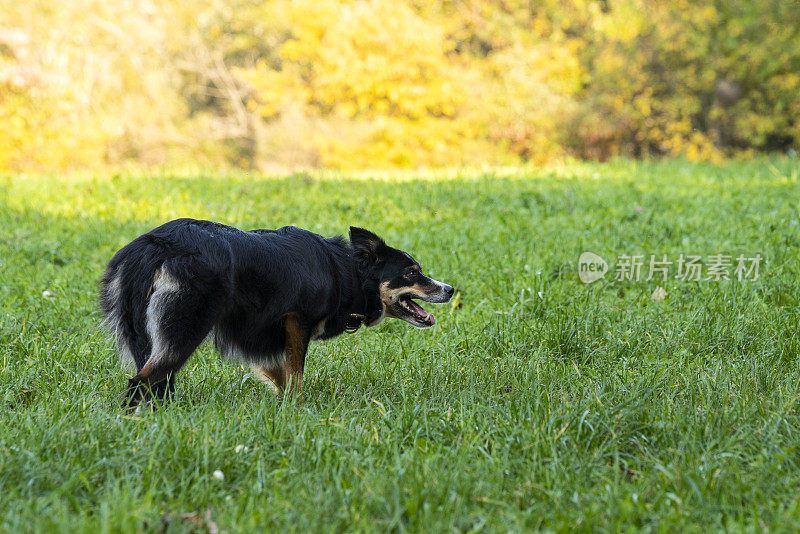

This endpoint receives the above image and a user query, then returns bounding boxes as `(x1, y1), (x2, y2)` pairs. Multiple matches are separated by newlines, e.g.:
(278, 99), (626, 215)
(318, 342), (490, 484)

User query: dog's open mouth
(394, 295), (435, 327)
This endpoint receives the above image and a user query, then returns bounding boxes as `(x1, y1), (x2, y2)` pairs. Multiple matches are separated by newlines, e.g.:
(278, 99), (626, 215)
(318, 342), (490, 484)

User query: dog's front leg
(250, 365), (286, 395)
(284, 313), (310, 397)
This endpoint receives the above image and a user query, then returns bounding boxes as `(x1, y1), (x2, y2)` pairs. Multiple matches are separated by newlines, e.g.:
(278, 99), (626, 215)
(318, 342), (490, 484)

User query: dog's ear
(349, 226), (387, 264)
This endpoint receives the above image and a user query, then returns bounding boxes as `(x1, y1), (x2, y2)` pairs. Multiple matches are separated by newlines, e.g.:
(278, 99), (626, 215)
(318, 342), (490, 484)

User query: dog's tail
(99, 236), (166, 370)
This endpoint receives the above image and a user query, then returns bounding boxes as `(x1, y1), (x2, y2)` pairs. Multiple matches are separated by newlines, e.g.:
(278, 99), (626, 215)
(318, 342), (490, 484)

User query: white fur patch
(311, 319), (327, 340)
(142, 266), (181, 369)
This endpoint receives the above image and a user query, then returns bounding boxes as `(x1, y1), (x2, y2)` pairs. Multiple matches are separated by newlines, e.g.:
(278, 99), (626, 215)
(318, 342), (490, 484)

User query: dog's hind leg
(124, 265), (224, 410)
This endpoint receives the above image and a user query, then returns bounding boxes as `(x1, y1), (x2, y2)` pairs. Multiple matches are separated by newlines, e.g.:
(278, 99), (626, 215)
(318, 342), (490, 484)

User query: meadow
(1, 158), (800, 532)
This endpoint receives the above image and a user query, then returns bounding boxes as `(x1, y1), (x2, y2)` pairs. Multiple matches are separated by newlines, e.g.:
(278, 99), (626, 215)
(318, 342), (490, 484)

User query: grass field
(1, 159), (800, 532)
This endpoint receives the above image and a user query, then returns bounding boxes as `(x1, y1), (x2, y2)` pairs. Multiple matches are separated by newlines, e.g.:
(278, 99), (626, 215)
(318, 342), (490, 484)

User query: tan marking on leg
(284, 313), (309, 398)
(125, 360), (168, 412)
(132, 359), (170, 390)
(250, 364), (286, 395)
(137, 359), (154, 378)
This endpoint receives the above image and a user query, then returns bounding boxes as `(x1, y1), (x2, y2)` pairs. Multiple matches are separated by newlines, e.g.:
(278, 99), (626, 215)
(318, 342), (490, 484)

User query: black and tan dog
(100, 219), (453, 408)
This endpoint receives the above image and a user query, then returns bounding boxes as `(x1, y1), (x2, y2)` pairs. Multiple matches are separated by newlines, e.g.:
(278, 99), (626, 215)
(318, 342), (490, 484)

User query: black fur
(100, 218), (453, 407)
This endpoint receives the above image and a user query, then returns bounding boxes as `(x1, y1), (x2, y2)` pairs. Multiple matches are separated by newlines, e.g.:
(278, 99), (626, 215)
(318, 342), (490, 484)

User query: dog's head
(350, 226), (453, 328)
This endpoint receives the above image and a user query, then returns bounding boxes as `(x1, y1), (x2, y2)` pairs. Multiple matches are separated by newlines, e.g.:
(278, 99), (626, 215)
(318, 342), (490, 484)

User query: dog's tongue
(407, 299), (435, 325)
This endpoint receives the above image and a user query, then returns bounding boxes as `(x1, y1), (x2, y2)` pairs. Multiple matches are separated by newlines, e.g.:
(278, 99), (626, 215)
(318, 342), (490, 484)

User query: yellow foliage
(0, 0), (797, 171)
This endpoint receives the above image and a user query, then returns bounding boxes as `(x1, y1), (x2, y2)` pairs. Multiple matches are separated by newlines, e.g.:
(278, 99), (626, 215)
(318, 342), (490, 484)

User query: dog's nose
(443, 285), (454, 299)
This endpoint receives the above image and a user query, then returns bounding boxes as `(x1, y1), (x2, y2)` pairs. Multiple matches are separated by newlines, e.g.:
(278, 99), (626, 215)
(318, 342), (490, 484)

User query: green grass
(1, 158), (800, 532)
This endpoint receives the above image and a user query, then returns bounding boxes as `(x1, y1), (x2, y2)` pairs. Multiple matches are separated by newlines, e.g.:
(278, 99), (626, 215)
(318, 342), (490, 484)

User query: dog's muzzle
(390, 278), (454, 328)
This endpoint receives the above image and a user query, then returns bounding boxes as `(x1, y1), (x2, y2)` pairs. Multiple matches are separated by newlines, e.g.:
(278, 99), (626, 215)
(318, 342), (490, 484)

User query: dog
(100, 219), (453, 408)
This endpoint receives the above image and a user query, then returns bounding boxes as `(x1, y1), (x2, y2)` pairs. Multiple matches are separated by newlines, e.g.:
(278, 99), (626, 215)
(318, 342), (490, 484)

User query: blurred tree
(576, 0), (800, 160)
(0, 0), (796, 171)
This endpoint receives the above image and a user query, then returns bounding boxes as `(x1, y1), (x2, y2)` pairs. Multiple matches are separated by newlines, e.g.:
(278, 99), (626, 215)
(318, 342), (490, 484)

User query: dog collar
(345, 313), (366, 333)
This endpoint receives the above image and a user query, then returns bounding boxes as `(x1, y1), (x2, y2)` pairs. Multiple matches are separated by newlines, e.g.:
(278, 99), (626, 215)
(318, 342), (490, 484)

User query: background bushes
(1, 0), (798, 171)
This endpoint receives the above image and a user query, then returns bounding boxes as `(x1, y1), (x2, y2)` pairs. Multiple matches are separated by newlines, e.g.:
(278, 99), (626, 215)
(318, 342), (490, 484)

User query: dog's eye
(403, 271), (415, 281)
